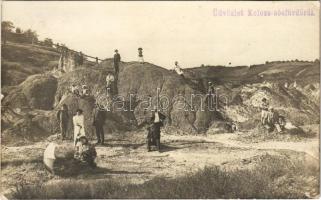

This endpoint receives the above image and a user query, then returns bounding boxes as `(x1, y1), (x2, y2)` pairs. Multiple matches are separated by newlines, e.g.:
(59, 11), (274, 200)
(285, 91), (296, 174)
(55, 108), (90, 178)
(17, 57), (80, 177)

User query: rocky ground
(1, 129), (319, 198)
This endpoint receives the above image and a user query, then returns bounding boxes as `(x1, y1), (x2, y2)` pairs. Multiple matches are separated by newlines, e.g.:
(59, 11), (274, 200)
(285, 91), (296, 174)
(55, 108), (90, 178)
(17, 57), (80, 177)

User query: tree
(22, 29), (38, 44)
(43, 38), (53, 47)
(2, 21), (14, 32)
(15, 27), (22, 34)
(1, 21), (14, 44)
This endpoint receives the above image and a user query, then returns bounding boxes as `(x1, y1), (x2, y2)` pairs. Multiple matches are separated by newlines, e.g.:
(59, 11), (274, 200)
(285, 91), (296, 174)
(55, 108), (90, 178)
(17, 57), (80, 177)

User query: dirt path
(1, 131), (319, 196)
(166, 133), (319, 160)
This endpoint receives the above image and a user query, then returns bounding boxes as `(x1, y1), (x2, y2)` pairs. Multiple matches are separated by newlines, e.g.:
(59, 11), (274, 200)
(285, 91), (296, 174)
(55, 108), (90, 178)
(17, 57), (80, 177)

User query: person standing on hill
(138, 47), (144, 63)
(208, 82), (215, 96)
(56, 104), (69, 140)
(113, 49), (121, 76)
(92, 105), (106, 145)
(73, 109), (86, 146)
(74, 53), (80, 67)
(261, 98), (269, 126)
(207, 81), (215, 109)
(79, 52), (84, 66)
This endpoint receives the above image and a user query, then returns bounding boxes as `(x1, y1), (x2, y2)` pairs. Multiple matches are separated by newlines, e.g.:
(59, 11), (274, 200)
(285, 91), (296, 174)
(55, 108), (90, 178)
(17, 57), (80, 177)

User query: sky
(2, 1), (320, 69)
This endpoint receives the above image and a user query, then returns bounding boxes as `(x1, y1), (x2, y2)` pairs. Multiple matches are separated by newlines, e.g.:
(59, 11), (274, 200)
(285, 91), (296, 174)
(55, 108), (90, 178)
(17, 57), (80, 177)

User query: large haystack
(3, 74), (57, 110)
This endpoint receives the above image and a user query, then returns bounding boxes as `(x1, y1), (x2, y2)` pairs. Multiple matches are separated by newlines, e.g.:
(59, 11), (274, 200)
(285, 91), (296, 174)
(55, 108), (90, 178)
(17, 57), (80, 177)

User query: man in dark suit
(92, 104), (106, 145)
(147, 107), (166, 152)
(113, 49), (121, 76)
(56, 104), (69, 140)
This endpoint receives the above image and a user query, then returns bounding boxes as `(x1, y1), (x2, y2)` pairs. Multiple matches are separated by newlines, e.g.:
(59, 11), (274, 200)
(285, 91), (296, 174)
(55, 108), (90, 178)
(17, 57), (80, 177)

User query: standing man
(138, 47), (144, 63)
(113, 49), (121, 77)
(207, 81), (215, 109)
(92, 104), (106, 145)
(148, 106), (166, 152)
(56, 104), (69, 140)
(74, 52), (79, 67)
(261, 98), (269, 126)
(79, 52), (84, 66)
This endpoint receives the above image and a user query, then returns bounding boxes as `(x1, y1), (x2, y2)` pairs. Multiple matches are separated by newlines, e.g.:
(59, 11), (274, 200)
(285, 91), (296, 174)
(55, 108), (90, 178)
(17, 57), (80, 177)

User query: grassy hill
(186, 61), (320, 87)
(1, 42), (60, 86)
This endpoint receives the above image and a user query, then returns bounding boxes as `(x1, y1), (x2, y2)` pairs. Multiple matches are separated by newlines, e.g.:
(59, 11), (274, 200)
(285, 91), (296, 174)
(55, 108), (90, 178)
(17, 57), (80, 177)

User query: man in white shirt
(105, 73), (115, 94)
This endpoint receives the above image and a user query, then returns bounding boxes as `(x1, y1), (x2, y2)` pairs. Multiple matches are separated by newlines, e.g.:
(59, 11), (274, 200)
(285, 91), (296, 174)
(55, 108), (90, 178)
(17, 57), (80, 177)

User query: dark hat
(138, 47), (143, 50)
(115, 49), (118, 52)
(262, 98), (267, 101)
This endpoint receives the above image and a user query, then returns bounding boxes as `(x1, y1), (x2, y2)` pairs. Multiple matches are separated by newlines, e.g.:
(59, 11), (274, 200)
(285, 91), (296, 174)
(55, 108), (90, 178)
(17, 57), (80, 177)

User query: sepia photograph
(1, 1), (320, 199)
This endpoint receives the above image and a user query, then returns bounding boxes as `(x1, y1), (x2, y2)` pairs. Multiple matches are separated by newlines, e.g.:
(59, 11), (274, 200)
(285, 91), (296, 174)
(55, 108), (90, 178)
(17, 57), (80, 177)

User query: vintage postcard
(1, 1), (320, 199)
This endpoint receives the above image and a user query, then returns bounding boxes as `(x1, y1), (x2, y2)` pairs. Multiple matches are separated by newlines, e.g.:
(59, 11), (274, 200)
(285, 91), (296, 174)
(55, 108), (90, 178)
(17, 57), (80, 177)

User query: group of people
(113, 49), (185, 78)
(56, 104), (107, 167)
(260, 98), (286, 133)
(53, 46), (294, 173)
(70, 84), (90, 97)
(54, 102), (167, 170)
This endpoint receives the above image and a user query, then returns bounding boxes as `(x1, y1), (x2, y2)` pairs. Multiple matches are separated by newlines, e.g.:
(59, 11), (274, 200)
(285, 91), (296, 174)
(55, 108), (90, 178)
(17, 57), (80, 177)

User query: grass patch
(11, 154), (319, 199)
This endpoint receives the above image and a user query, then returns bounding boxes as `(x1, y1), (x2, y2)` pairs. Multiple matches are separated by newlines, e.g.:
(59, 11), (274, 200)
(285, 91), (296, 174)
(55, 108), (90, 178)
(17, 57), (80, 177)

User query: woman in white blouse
(73, 109), (85, 145)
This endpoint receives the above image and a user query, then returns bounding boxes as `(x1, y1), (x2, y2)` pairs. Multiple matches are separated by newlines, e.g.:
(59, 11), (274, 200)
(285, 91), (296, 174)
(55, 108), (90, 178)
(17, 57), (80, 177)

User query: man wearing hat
(138, 47), (144, 63)
(113, 49), (121, 76)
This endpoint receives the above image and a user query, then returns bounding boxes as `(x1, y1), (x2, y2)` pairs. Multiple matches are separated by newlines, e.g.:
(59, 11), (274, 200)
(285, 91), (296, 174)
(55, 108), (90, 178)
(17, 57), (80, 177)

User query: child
(74, 136), (97, 167)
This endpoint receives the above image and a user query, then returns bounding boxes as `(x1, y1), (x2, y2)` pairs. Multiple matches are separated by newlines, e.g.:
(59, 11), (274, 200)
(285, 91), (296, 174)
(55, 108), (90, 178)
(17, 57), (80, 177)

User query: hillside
(1, 42), (60, 86)
(186, 61), (320, 86)
(1, 42), (319, 145)
(1, 41), (320, 199)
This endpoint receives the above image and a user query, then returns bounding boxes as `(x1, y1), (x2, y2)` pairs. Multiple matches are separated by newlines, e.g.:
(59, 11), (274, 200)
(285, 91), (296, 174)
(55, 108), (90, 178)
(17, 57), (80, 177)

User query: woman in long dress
(73, 109), (86, 145)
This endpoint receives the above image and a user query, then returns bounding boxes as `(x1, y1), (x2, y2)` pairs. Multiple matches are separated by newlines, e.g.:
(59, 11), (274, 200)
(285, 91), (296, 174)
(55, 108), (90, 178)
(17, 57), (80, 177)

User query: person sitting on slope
(174, 61), (185, 78)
